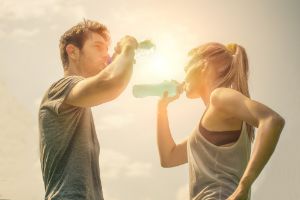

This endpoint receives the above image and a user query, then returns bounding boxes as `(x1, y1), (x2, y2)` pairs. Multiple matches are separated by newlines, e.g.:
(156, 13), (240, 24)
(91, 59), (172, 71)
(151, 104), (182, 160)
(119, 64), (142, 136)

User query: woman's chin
(185, 92), (195, 99)
(185, 90), (200, 99)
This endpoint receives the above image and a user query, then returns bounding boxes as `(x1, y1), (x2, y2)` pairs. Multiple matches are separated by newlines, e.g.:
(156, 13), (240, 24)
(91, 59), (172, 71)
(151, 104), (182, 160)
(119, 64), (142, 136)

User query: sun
(134, 34), (184, 84)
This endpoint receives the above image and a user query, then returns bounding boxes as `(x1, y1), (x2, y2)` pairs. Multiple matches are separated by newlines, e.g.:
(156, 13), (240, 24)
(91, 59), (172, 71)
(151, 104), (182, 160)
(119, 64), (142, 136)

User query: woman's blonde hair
(189, 42), (254, 142)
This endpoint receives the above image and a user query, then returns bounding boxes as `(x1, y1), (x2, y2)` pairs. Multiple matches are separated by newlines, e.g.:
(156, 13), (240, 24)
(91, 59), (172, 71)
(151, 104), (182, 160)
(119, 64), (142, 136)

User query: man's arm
(65, 36), (137, 107)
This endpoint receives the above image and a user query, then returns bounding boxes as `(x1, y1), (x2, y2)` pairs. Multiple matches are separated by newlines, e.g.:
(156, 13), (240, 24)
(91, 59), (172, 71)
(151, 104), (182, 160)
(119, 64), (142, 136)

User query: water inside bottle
(132, 81), (177, 98)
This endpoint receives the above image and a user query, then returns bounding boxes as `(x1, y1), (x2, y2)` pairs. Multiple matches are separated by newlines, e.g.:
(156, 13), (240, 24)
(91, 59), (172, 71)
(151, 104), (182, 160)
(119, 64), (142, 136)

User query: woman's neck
(201, 80), (218, 107)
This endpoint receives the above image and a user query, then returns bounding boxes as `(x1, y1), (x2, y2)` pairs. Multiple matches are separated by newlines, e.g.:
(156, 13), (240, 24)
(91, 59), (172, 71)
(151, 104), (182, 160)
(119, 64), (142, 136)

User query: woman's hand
(226, 184), (250, 200)
(158, 80), (184, 108)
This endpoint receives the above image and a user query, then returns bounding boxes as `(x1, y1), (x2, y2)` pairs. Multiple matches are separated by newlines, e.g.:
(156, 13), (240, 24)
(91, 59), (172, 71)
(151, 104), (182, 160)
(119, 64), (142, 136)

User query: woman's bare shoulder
(210, 87), (247, 107)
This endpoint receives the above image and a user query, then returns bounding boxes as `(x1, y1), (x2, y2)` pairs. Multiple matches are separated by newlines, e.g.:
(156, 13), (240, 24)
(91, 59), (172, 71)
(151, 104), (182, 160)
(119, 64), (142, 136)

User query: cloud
(0, 83), (44, 199)
(103, 193), (120, 200)
(0, 0), (86, 21)
(0, 0), (61, 20)
(104, 192), (153, 200)
(0, 0), (87, 36)
(61, 3), (86, 20)
(125, 162), (152, 177)
(0, 29), (5, 39)
(0, 0), (87, 45)
(100, 148), (152, 179)
(34, 96), (42, 114)
(176, 184), (189, 200)
(0, 27), (40, 43)
(94, 112), (135, 132)
(11, 28), (40, 37)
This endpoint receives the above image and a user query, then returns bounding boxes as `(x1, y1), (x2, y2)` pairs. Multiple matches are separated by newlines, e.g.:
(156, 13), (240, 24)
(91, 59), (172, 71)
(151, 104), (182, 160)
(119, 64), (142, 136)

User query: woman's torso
(187, 108), (251, 200)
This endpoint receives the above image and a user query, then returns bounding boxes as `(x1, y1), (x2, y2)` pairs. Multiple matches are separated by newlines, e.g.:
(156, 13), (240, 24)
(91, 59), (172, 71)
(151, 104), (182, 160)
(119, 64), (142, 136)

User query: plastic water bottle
(108, 40), (155, 64)
(132, 80), (178, 98)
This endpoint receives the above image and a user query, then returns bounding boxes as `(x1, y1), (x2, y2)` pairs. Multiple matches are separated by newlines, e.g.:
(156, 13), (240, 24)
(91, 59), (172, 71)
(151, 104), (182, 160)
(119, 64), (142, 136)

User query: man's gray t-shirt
(39, 76), (104, 200)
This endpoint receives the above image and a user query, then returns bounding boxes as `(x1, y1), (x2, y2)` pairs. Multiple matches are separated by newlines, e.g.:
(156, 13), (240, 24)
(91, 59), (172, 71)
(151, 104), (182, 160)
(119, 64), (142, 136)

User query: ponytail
(191, 42), (255, 141)
(227, 43), (254, 141)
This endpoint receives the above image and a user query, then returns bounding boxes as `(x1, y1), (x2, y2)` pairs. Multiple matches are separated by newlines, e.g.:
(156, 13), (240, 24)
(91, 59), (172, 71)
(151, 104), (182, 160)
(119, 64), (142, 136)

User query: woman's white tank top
(187, 121), (251, 200)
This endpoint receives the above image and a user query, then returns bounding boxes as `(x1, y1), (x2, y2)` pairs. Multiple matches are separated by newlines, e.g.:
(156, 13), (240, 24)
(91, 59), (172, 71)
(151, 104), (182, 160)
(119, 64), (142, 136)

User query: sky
(0, 0), (299, 199)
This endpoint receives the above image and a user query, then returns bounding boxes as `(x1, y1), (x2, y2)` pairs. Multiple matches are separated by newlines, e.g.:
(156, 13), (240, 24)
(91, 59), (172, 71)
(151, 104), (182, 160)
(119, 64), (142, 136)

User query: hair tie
(226, 43), (237, 55)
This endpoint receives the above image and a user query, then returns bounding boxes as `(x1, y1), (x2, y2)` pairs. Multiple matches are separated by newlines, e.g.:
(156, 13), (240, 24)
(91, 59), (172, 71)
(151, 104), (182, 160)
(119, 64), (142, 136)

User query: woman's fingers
(162, 91), (168, 98)
(159, 80), (184, 107)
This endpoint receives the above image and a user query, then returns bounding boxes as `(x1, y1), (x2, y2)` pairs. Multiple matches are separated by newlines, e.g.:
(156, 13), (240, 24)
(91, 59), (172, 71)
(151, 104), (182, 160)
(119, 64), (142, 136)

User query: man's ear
(66, 44), (79, 60)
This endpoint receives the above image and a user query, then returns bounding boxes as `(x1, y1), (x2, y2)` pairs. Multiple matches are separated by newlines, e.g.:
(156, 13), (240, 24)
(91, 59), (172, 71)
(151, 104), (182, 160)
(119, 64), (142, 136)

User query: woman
(156, 42), (285, 200)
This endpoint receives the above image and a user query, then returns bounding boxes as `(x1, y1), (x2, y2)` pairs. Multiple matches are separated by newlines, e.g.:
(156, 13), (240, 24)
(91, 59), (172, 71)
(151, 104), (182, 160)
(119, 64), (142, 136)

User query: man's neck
(64, 65), (83, 77)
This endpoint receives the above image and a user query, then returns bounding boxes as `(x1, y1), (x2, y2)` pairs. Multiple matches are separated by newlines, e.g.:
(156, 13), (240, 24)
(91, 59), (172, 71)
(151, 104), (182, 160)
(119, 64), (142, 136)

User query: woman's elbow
(160, 159), (173, 168)
(271, 114), (285, 131)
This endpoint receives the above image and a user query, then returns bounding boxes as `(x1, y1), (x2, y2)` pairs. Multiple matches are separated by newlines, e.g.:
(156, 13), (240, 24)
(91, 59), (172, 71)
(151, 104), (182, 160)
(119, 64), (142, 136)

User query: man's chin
(100, 63), (108, 70)
(95, 65), (106, 73)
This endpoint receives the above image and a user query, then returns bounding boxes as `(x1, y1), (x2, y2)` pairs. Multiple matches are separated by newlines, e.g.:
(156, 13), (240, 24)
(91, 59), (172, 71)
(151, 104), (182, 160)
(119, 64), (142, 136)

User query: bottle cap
(138, 40), (156, 50)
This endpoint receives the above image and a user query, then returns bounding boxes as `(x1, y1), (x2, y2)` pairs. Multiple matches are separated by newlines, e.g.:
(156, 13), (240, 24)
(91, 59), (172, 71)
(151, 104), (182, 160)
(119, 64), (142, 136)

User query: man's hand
(111, 36), (138, 61)
(119, 35), (138, 52)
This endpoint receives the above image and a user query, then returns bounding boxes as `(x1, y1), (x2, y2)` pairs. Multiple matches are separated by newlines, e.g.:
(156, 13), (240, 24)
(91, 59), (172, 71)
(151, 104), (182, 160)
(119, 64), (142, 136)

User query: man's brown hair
(59, 19), (110, 68)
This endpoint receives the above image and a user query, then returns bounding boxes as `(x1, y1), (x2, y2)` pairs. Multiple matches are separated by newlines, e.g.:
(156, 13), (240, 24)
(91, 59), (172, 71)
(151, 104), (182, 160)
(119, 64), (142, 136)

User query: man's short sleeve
(44, 76), (84, 115)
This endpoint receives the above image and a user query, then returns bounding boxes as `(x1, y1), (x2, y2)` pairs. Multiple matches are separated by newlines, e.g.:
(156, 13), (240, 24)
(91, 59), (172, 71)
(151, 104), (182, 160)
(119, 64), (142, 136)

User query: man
(39, 19), (138, 200)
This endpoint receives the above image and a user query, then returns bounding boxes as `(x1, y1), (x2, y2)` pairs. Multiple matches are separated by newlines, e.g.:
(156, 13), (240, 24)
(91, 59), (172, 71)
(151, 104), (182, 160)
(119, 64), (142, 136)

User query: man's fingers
(119, 35), (138, 49)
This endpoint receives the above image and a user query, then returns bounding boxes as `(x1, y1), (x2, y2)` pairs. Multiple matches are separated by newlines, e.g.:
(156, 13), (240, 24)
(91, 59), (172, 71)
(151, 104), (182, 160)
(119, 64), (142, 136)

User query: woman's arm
(211, 87), (285, 198)
(156, 87), (187, 168)
(157, 102), (187, 168)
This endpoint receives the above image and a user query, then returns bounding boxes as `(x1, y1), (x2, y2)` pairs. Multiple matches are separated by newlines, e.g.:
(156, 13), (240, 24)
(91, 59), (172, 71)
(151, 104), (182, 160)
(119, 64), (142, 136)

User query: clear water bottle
(108, 39), (155, 64)
(132, 80), (178, 98)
